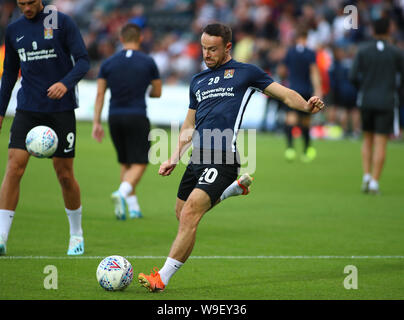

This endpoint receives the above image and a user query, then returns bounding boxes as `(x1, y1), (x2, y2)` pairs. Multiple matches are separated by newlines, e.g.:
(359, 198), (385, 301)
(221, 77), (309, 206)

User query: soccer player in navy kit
(92, 23), (162, 220)
(0, 0), (90, 255)
(138, 23), (325, 292)
(280, 29), (322, 162)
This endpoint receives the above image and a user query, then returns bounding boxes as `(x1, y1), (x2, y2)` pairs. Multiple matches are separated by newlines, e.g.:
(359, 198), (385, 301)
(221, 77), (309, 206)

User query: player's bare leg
(175, 198), (186, 221)
(0, 149), (30, 254)
(361, 131), (374, 193)
(113, 163), (147, 219)
(351, 108), (361, 137)
(284, 111), (298, 161)
(138, 173), (253, 291)
(0, 149), (30, 210)
(340, 108), (349, 135)
(121, 163), (147, 188)
(53, 157), (81, 209)
(53, 157), (83, 255)
(175, 173), (253, 221)
(368, 134), (388, 194)
(169, 188), (211, 261)
(138, 189), (211, 292)
(300, 115), (316, 162)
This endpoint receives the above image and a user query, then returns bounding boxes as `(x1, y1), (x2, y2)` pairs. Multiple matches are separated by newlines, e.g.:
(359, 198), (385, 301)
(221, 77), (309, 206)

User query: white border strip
(1, 255), (404, 260)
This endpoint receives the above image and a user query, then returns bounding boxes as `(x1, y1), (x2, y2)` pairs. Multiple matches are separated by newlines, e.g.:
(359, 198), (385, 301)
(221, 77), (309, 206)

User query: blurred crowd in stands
(1, 0), (404, 135)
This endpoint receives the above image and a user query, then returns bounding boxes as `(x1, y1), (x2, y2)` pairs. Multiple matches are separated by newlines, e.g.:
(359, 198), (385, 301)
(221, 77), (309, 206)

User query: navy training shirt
(0, 10), (90, 116)
(98, 49), (160, 117)
(189, 59), (273, 152)
(284, 45), (316, 98)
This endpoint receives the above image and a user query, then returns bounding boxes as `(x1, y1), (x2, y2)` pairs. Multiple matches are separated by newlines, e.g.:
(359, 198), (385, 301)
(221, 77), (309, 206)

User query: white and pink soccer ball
(96, 255), (134, 291)
(25, 125), (58, 158)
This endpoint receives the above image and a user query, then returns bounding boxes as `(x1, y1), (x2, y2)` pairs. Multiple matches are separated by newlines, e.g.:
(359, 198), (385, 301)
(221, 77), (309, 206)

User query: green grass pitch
(0, 117), (404, 300)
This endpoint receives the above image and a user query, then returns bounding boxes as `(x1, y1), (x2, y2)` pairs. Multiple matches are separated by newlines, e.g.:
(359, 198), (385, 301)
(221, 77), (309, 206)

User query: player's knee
(175, 205), (181, 221)
(6, 161), (26, 180)
(175, 199), (186, 221)
(55, 169), (76, 189)
(179, 203), (203, 229)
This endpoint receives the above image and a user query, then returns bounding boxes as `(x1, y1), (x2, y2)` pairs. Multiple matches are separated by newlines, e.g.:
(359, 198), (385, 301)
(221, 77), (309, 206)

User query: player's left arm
(148, 58), (162, 98)
(159, 108), (196, 176)
(263, 82), (325, 114)
(48, 15), (90, 100)
(0, 26), (20, 118)
(92, 78), (107, 143)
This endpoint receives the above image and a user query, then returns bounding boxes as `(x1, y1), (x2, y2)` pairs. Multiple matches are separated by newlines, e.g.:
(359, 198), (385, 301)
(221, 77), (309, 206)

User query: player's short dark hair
(202, 23), (232, 45)
(120, 23), (141, 43)
(372, 17), (390, 35)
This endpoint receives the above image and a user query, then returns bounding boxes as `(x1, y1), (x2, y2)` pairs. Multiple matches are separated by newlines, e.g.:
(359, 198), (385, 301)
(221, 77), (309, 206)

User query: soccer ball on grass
(25, 125), (58, 158)
(96, 255), (134, 291)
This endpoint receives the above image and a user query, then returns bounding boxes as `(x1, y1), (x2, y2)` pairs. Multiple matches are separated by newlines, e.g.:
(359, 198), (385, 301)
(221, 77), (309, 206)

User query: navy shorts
(9, 109), (76, 158)
(108, 114), (150, 164)
(177, 162), (239, 207)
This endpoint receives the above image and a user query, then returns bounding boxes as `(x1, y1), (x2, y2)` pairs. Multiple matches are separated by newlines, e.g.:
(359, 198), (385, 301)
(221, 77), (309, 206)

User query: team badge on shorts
(44, 28), (54, 39)
(224, 69), (235, 79)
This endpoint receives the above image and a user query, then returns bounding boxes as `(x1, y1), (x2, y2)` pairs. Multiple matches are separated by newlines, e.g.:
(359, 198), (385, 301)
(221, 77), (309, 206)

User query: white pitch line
(1, 255), (404, 260)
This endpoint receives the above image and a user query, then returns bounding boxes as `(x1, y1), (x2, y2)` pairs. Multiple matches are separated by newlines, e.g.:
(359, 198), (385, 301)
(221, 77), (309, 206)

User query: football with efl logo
(96, 255), (134, 291)
(25, 125), (58, 158)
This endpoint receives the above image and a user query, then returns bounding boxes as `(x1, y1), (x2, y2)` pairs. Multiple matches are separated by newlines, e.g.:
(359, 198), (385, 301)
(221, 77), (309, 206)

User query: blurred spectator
(0, 0), (403, 89)
(328, 44), (361, 138)
(233, 22), (255, 63)
(129, 4), (147, 29)
(0, 0), (18, 44)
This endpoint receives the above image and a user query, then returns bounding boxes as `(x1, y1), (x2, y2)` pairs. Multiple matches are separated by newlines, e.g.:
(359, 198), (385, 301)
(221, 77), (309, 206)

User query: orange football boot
(138, 267), (165, 292)
(237, 173), (253, 195)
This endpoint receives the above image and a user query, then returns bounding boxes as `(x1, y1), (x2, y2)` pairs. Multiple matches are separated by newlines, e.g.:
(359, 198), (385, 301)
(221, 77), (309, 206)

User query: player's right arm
(159, 108), (196, 176)
(0, 27), (20, 132)
(92, 78), (107, 143)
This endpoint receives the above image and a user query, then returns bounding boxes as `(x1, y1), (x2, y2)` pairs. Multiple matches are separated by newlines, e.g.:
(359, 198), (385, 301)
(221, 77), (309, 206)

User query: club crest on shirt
(44, 28), (53, 40)
(224, 69), (234, 79)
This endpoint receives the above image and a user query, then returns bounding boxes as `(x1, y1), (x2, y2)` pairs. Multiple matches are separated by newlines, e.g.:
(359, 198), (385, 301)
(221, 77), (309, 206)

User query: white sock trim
(0, 209), (15, 242)
(159, 257), (183, 286)
(65, 206), (83, 237)
(65, 206), (82, 215)
(369, 179), (379, 189)
(363, 173), (372, 182)
(220, 180), (242, 201)
(118, 181), (133, 198)
(126, 195), (140, 212)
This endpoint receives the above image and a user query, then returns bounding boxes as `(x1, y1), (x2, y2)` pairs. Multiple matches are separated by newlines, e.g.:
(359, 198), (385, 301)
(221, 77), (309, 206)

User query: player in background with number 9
(0, 0), (90, 255)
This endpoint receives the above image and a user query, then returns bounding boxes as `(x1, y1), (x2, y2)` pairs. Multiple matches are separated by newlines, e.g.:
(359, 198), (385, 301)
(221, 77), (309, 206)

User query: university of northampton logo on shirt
(44, 28), (53, 40)
(224, 69), (235, 79)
